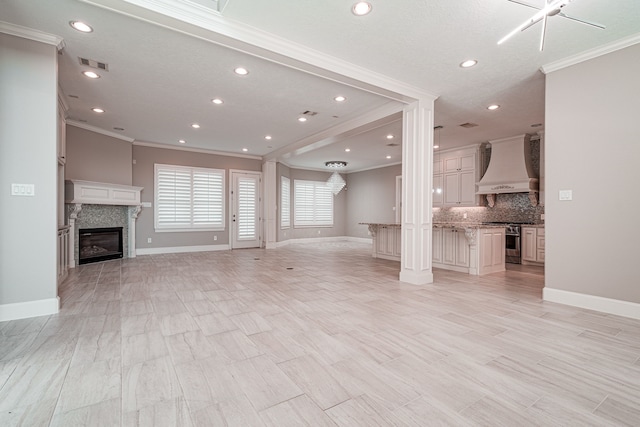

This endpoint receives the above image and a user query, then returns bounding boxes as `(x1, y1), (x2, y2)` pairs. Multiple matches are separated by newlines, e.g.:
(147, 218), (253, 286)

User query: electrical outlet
(463, 213), (467, 219)
(214, 235), (217, 241)
(541, 214), (545, 220)
(147, 238), (152, 243)
(317, 230), (321, 235)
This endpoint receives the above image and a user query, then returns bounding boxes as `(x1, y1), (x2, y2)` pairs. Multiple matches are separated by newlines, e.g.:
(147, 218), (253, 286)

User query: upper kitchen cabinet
(433, 146), (480, 207)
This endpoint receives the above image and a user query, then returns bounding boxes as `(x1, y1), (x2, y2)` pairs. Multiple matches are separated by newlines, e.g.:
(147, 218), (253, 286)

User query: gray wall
(132, 145), (262, 248)
(545, 43), (640, 303)
(346, 164), (401, 238)
(66, 125), (133, 185)
(277, 164), (347, 241)
(0, 34), (58, 306)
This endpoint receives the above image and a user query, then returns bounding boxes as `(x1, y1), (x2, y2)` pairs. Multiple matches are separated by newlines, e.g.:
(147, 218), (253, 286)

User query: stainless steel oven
(504, 224), (521, 264)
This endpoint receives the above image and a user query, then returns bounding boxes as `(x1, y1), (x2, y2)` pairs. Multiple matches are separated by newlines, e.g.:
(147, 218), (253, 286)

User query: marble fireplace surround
(65, 180), (143, 268)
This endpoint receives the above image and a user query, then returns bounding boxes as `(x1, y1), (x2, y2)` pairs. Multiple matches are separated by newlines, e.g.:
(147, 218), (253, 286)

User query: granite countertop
(433, 222), (507, 229)
(361, 222), (544, 229)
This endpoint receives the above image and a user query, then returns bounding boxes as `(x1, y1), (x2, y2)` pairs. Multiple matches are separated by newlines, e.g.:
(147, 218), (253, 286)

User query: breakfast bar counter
(360, 222), (507, 275)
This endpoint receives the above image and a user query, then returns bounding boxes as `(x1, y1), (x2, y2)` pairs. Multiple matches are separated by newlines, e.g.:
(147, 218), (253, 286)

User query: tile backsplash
(433, 193), (544, 224)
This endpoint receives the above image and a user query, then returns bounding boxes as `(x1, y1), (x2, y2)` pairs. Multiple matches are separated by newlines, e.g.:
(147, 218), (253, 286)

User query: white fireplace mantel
(65, 179), (143, 205)
(65, 180), (144, 268)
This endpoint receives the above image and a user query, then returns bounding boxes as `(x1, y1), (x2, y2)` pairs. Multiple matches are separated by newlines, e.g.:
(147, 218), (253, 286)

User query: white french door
(230, 171), (261, 249)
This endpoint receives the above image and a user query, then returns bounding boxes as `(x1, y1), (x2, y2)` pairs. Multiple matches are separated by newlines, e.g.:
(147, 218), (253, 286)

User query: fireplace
(78, 227), (123, 264)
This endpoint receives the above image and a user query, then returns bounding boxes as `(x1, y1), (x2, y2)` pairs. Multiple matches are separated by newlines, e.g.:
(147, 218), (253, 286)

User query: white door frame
(229, 169), (262, 249)
(395, 175), (402, 224)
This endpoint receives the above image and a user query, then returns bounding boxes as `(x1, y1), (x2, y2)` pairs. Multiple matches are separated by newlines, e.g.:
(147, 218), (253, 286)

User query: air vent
(301, 110), (318, 116)
(386, 143), (399, 147)
(459, 122), (478, 128)
(78, 57), (109, 71)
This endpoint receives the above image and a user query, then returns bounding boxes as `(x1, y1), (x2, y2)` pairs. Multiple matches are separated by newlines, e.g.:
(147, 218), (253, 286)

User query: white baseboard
(543, 287), (640, 320)
(275, 236), (372, 247)
(136, 244), (230, 255)
(399, 270), (434, 285)
(0, 296), (59, 322)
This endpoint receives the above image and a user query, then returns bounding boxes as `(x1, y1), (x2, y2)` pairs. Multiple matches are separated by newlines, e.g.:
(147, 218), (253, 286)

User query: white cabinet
(433, 174), (444, 205)
(433, 226), (505, 275)
(435, 228), (470, 270)
(368, 224), (401, 261)
(478, 228), (505, 275)
(522, 227), (545, 264)
(432, 227), (443, 264)
(434, 147), (479, 207)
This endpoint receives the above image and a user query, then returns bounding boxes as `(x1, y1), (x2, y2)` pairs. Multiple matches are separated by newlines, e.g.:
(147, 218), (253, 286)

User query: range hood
(476, 134), (539, 207)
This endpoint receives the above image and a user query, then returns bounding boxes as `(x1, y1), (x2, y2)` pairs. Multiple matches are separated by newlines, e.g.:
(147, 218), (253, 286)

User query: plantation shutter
(155, 164), (225, 231)
(281, 176), (290, 228)
(237, 176), (257, 239)
(294, 180), (333, 227)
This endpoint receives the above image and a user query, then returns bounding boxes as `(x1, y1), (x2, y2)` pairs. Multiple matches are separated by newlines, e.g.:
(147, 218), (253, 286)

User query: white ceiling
(2, 0), (639, 173)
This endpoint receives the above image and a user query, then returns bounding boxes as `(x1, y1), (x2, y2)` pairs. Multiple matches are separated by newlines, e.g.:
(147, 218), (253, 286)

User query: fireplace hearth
(79, 227), (123, 264)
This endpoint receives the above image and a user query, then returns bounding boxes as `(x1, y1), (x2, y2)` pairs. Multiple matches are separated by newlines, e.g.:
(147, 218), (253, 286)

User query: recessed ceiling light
(265, 135), (272, 140)
(334, 95), (346, 102)
(242, 148), (248, 152)
(91, 107), (104, 113)
(531, 123), (543, 128)
(487, 104), (500, 110)
(211, 98), (223, 105)
(460, 59), (478, 68)
(386, 134), (394, 139)
(191, 123), (200, 128)
(386, 155), (391, 159)
(298, 117), (307, 122)
(352, 2), (372, 16)
(82, 71), (100, 79)
(433, 145), (440, 149)
(70, 21), (93, 33)
(345, 148), (351, 152)
(234, 67), (248, 76)
(179, 139), (186, 144)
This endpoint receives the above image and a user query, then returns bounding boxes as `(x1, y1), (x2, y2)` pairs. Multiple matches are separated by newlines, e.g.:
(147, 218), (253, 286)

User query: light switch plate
(559, 190), (572, 201)
(11, 183), (35, 196)
(142, 202), (152, 208)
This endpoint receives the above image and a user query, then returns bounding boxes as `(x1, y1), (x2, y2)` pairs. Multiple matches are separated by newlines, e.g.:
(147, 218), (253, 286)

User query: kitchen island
(361, 222), (506, 276)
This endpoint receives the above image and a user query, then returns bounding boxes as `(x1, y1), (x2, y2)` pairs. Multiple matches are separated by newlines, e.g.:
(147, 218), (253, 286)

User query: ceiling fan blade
(506, 0), (542, 11)
(558, 12), (606, 29)
(539, 15), (548, 51)
(521, 16), (543, 32)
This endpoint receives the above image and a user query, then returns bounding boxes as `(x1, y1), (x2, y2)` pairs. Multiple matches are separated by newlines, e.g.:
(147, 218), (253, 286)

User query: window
(155, 164), (225, 231)
(294, 179), (333, 227)
(281, 176), (290, 228)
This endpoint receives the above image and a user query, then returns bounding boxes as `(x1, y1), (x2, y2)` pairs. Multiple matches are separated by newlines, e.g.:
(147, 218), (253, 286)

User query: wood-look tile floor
(1, 242), (639, 426)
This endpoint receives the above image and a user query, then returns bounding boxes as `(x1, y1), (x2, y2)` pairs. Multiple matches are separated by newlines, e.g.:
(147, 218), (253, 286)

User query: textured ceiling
(2, 0), (639, 172)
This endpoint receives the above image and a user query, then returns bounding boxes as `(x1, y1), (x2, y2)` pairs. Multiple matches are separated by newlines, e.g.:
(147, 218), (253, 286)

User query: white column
(262, 160), (277, 249)
(68, 203), (82, 268)
(399, 100), (435, 285)
(129, 205), (142, 258)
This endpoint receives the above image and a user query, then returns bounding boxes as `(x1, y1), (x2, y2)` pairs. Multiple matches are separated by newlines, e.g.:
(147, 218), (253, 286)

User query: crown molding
(0, 21), (65, 50)
(541, 32), (640, 74)
(67, 120), (135, 142)
(133, 140), (263, 160)
(81, 0), (437, 103)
